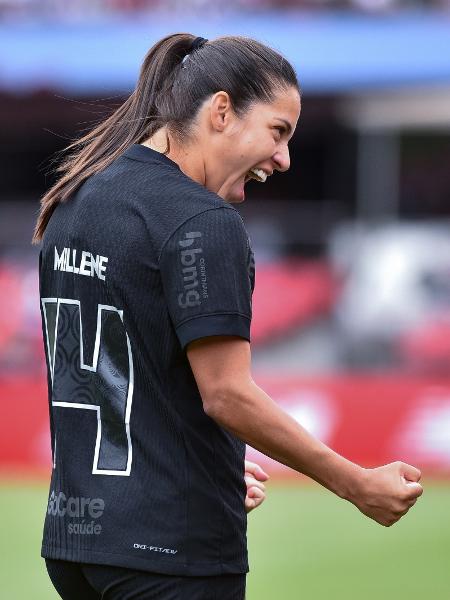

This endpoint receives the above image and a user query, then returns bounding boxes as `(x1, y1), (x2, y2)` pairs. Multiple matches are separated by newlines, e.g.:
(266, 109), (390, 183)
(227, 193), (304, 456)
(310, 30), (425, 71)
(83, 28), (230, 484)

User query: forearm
(206, 379), (362, 501)
(190, 338), (422, 526)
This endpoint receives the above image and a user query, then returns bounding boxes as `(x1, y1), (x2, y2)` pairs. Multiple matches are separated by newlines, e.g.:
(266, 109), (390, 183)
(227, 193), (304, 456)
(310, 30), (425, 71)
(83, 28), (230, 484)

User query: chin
(226, 191), (246, 204)
(218, 182), (246, 204)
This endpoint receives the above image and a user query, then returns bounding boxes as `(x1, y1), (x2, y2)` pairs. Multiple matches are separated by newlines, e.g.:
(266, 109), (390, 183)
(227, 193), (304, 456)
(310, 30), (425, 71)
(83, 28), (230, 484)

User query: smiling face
(199, 86), (301, 203)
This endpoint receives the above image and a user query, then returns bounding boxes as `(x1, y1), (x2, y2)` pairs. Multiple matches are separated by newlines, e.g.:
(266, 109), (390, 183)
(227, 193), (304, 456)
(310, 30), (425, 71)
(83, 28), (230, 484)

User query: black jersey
(39, 144), (255, 576)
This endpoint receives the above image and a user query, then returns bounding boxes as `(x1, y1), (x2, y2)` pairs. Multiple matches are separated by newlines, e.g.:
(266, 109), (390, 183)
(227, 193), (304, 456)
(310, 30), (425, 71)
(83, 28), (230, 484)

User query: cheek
(246, 123), (276, 150)
(223, 125), (275, 166)
(251, 136), (276, 160)
(230, 138), (252, 163)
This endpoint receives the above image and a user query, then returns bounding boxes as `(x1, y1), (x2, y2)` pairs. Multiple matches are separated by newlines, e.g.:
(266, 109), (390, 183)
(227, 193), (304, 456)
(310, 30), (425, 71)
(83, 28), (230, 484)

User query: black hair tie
(190, 37), (208, 52)
(182, 37), (208, 66)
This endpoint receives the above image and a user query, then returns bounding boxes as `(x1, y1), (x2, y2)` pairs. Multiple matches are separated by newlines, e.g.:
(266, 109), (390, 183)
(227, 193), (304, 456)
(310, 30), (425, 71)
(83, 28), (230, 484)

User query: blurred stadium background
(1, 0), (450, 598)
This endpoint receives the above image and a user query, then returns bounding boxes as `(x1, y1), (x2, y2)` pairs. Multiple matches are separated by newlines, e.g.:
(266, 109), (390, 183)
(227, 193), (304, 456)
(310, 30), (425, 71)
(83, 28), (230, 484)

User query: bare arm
(188, 336), (423, 527)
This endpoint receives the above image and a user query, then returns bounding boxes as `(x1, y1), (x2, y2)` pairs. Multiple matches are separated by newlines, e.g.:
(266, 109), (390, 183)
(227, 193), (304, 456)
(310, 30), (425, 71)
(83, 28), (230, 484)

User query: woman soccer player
(34, 33), (423, 600)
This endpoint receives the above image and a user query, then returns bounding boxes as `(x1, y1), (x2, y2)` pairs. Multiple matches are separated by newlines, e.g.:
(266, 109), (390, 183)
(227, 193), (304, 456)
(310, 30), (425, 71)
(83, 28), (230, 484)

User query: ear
(209, 91), (234, 133)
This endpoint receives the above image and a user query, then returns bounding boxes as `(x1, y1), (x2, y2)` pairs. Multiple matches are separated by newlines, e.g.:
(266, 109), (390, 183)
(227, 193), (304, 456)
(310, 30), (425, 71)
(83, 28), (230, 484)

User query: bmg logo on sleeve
(178, 232), (208, 308)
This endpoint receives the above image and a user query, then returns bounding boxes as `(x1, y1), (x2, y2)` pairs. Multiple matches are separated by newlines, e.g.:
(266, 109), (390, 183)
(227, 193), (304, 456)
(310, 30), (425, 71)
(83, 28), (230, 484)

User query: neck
(142, 128), (206, 188)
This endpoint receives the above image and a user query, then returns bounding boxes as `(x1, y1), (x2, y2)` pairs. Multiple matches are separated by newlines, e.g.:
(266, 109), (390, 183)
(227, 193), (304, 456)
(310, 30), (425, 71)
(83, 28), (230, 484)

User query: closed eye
(273, 126), (285, 139)
(273, 118), (294, 139)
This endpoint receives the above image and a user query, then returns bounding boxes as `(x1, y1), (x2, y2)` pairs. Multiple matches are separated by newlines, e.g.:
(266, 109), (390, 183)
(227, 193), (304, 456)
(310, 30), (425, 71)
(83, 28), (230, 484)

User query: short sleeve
(159, 207), (254, 350)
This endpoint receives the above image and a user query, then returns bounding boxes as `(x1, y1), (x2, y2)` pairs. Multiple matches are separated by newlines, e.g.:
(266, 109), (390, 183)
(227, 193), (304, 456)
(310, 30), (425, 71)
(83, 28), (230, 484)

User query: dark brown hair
(33, 33), (299, 243)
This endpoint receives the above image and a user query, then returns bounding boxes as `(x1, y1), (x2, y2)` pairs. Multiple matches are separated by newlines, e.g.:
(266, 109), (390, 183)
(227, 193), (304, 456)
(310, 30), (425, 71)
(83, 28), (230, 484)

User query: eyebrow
(274, 118), (293, 137)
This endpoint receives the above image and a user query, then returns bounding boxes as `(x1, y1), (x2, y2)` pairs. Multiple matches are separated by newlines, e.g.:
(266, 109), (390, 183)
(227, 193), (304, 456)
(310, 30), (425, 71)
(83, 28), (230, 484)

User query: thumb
(401, 477), (424, 499)
(253, 465), (269, 482)
(400, 462), (422, 483)
(245, 461), (269, 482)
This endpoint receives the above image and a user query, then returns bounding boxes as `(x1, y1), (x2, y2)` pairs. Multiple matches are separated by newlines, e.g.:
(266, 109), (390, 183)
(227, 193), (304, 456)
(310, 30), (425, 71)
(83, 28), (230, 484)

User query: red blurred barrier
(247, 374), (450, 477)
(1, 374), (450, 477)
(0, 376), (50, 476)
(251, 260), (336, 345)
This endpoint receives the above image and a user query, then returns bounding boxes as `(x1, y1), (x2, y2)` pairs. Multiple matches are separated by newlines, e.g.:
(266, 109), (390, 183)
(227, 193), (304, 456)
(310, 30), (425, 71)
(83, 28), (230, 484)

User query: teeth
(249, 168), (267, 183)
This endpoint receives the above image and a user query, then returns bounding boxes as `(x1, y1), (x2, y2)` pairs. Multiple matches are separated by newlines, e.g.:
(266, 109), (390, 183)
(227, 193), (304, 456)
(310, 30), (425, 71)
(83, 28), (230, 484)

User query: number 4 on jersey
(41, 298), (134, 476)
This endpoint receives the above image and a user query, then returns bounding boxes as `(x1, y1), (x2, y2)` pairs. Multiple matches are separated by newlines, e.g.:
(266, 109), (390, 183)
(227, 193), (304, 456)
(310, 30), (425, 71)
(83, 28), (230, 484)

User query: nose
(272, 144), (290, 173)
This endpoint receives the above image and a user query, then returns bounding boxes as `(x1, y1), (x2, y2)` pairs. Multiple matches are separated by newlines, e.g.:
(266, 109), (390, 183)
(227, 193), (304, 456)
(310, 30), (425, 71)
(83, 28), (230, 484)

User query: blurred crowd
(1, 219), (450, 376)
(1, 0), (450, 19)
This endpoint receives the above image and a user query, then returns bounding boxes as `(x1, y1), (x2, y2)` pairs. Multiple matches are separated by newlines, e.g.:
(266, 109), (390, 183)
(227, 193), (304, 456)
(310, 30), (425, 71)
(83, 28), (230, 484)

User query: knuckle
(396, 502), (409, 515)
(400, 489), (411, 502)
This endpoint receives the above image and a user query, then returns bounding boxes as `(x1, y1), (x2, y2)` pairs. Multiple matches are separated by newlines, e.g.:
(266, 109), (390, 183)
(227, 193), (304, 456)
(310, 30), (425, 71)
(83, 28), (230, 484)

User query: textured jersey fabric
(39, 143), (255, 576)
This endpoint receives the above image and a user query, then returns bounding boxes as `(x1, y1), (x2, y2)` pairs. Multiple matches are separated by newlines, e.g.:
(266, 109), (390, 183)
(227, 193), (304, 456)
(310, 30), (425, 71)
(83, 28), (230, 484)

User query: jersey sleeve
(159, 207), (254, 350)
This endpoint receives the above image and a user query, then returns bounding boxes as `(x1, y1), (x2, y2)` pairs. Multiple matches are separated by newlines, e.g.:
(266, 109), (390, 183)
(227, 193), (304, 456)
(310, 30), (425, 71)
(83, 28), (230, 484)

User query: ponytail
(33, 33), (196, 243)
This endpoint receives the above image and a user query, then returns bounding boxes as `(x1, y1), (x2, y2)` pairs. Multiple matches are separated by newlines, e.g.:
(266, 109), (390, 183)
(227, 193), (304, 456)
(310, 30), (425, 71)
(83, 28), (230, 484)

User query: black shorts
(45, 559), (246, 600)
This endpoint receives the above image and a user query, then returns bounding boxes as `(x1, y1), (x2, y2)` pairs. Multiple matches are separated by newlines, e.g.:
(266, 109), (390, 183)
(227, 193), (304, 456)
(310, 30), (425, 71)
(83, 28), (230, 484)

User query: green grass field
(1, 480), (449, 599)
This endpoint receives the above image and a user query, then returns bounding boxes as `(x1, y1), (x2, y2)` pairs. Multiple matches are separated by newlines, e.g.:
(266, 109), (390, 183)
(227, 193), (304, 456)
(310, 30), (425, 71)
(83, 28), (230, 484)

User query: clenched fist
(350, 462), (423, 527)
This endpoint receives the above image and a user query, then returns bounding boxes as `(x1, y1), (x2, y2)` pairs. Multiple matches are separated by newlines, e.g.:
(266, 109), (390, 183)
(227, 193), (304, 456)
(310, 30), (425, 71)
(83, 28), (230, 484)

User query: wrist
(303, 445), (364, 501)
(329, 457), (366, 502)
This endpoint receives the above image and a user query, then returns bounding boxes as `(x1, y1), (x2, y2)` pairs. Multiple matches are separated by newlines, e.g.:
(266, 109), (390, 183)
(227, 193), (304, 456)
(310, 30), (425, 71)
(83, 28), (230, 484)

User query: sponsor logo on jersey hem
(133, 543), (178, 555)
(68, 521), (102, 535)
(47, 490), (105, 536)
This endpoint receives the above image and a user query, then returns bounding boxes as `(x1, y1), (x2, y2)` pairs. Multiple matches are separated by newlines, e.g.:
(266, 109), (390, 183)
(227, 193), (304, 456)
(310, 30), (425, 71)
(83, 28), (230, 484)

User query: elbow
(201, 383), (245, 427)
(202, 387), (230, 424)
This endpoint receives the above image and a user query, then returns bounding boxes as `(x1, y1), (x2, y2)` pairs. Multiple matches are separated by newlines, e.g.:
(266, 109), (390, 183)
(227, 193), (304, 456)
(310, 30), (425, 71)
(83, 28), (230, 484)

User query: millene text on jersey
(54, 246), (108, 281)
